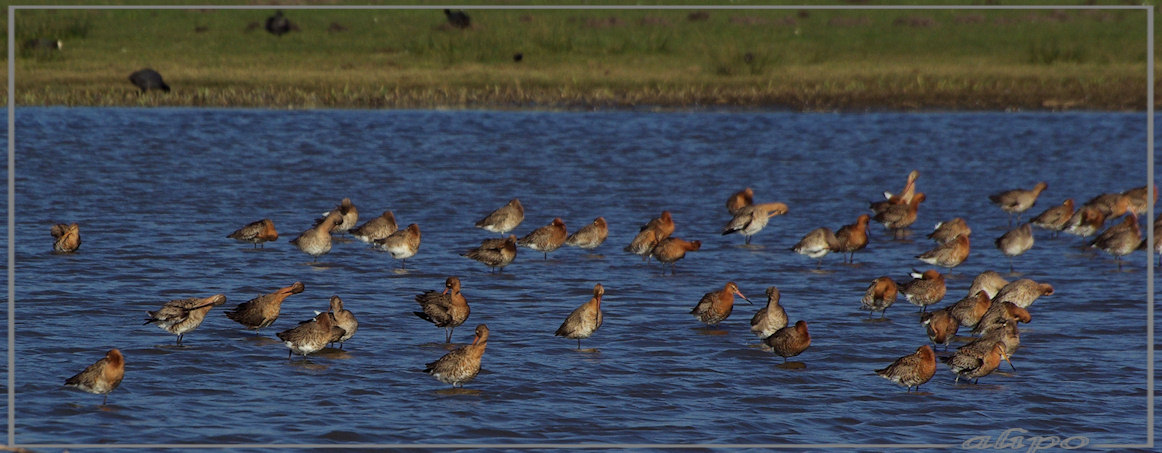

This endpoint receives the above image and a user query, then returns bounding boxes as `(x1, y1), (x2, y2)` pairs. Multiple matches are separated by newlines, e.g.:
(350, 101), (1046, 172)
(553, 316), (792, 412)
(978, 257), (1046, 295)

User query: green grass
(4, 1), (1154, 110)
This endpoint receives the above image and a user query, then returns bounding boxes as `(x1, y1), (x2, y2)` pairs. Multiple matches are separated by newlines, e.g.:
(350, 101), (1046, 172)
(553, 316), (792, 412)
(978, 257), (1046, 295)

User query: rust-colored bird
(625, 211), (675, 261)
(726, 187), (755, 215)
(652, 237), (701, 275)
(942, 340), (1012, 384)
(1063, 205), (1108, 239)
(224, 281), (305, 334)
(921, 307), (959, 349)
(144, 294), (228, 345)
(425, 324), (489, 388)
(414, 277), (470, 343)
(764, 320), (811, 363)
(1083, 192), (1131, 218)
(972, 301), (1031, 336)
(946, 290), (992, 328)
(878, 169), (920, 205)
(859, 276), (898, 318)
(1124, 184), (1158, 216)
(555, 283), (605, 349)
(875, 345), (936, 392)
(463, 235), (518, 272)
(227, 218), (278, 248)
(51, 222), (81, 253)
(834, 214), (870, 263)
(518, 217), (567, 260)
(64, 348), (125, 405)
(690, 281), (751, 326)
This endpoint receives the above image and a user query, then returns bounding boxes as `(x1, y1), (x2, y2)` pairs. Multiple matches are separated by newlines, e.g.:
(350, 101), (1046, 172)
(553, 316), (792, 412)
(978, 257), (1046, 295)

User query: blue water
(4, 107), (1154, 448)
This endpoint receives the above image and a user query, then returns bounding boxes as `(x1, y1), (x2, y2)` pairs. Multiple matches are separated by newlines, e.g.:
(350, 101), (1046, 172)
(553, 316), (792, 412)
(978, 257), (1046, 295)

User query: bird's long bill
(735, 290), (753, 304)
(443, 288), (450, 295)
(1000, 349), (1015, 371)
(471, 334), (480, 346)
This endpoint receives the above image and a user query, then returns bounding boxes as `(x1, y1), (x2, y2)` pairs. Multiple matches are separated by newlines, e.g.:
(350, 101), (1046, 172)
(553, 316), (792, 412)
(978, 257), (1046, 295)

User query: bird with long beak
(690, 282), (752, 326)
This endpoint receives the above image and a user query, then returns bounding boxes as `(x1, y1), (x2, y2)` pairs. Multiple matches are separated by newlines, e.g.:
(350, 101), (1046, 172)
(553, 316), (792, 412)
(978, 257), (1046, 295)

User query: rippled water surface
(5, 108), (1154, 448)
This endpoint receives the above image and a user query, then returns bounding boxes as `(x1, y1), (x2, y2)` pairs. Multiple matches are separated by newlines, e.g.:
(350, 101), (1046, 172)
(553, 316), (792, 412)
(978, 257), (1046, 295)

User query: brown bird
(1091, 212), (1142, 270)
(898, 269), (946, 313)
(994, 224), (1034, 273)
(690, 281), (752, 326)
(946, 290), (993, 328)
(750, 286), (788, 339)
(860, 276), (898, 318)
(921, 307), (959, 349)
(375, 223), (421, 269)
(875, 345), (936, 392)
(722, 202), (789, 245)
(291, 210), (343, 262)
(326, 295), (358, 349)
(791, 227), (841, 269)
(764, 320), (811, 363)
(414, 277), (470, 343)
(834, 214), (870, 263)
(144, 294), (228, 345)
(555, 283), (605, 349)
(625, 211), (675, 260)
(50, 222), (81, 253)
(916, 234), (970, 271)
(564, 216), (609, 251)
(64, 348), (125, 405)
(1063, 205), (1108, 239)
(475, 198), (524, 235)
(927, 217), (971, 245)
(726, 187), (754, 215)
(989, 182), (1048, 225)
(227, 218), (278, 248)
(966, 270), (1009, 300)
(1083, 192), (1131, 218)
(879, 169), (920, 205)
(873, 193), (925, 239)
(224, 281), (305, 334)
(942, 340), (1012, 384)
(1123, 184), (1157, 216)
(972, 301), (1031, 336)
(463, 235), (518, 272)
(319, 198), (358, 235)
(425, 324), (489, 388)
(652, 237), (701, 275)
(277, 310), (340, 359)
(517, 217), (568, 260)
(351, 210), (398, 244)
(992, 278), (1054, 308)
(1030, 198), (1074, 237)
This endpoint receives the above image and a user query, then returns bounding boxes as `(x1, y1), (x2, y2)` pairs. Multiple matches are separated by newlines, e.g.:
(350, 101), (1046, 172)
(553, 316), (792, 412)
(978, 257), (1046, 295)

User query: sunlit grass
(5, 2), (1152, 110)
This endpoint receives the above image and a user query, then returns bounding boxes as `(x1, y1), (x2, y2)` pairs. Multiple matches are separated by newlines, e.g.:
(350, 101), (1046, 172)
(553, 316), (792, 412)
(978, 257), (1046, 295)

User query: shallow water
(4, 107), (1154, 449)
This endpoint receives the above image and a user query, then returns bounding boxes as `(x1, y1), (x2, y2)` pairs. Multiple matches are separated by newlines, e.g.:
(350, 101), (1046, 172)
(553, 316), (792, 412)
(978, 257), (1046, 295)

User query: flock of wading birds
(55, 169), (1157, 404)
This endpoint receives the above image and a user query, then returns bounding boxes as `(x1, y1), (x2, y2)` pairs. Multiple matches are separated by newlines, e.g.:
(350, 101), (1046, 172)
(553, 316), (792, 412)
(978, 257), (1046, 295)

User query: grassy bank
(6, 1), (1153, 111)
